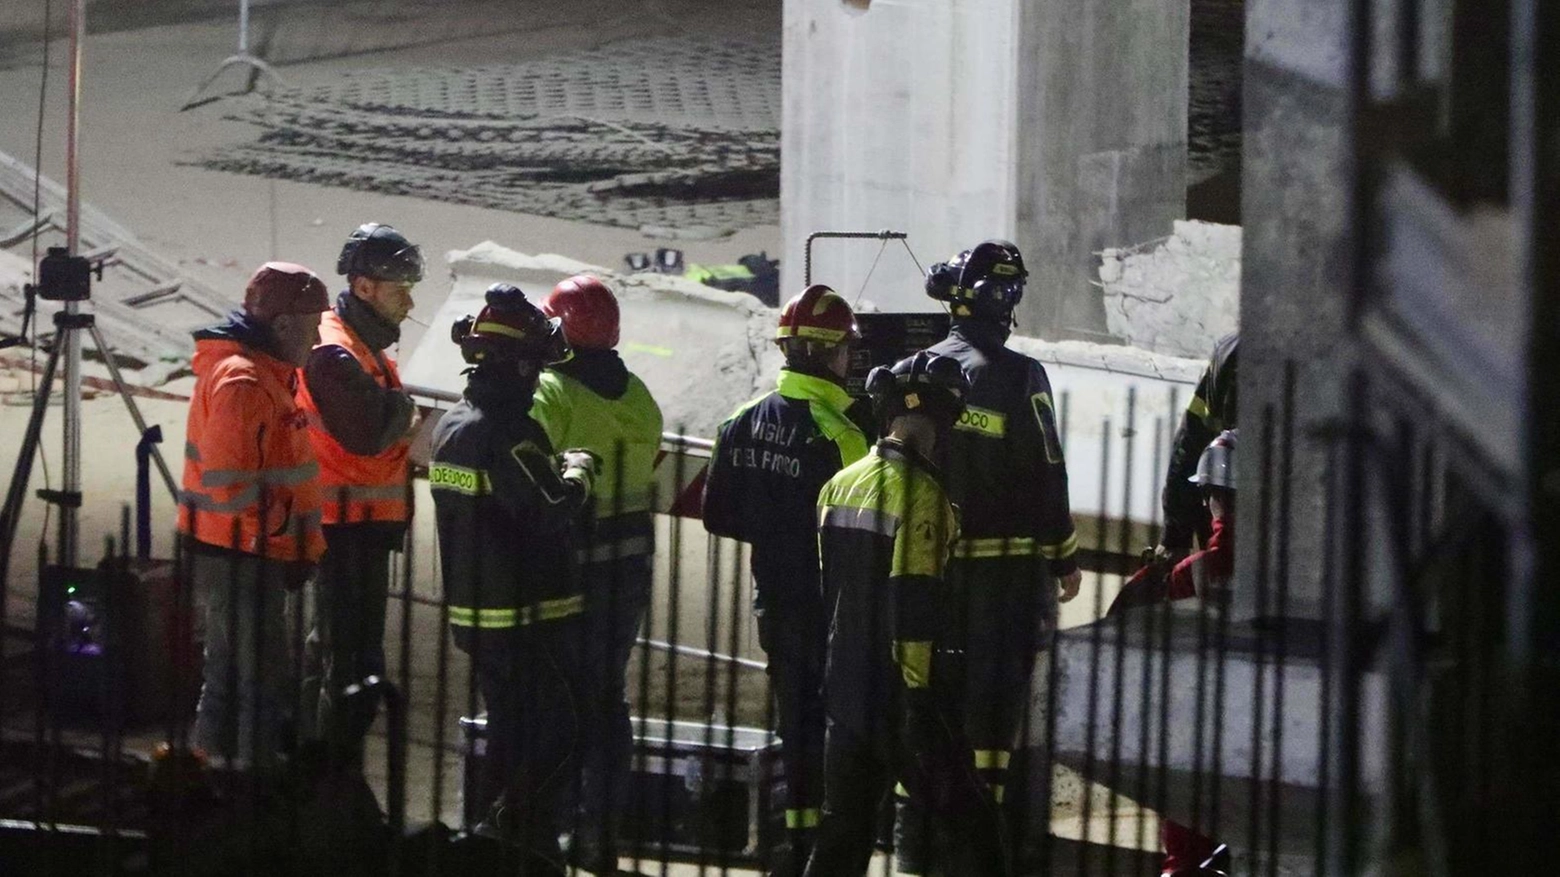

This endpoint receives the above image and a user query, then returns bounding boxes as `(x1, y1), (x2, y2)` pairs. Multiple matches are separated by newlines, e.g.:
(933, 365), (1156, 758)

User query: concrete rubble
(199, 36), (781, 237)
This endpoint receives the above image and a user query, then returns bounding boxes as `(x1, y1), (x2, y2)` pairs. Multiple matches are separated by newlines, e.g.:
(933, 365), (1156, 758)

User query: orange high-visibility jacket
(295, 309), (411, 525)
(179, 336), (325, 561)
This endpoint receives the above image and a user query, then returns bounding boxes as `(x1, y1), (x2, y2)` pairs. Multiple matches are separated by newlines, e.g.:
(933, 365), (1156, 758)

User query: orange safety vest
(295, 309), (412, 525)
(178, 338), (325, 562)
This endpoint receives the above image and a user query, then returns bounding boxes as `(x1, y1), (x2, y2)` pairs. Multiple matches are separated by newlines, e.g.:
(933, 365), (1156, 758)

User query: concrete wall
(1232, 0), (1355, 622)
(781, 0), (1187, 333)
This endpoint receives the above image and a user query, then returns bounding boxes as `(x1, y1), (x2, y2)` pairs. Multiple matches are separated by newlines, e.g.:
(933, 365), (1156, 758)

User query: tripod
(0, 303), (178, 594)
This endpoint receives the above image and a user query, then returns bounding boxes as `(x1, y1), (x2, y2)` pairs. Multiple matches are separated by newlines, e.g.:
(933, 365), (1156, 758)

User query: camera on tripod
(27, 245), (97, 302)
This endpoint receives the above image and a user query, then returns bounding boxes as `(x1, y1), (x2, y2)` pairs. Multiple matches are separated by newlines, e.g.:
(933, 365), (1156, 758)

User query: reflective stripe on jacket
(531, 366), (663, 562)
(296, 309), (411, 525)
(817, 439), (958, 733)
(178, 336), (325, 561)
(430, 380), (587, 632)
(703, 368), (869, 611)
(927, 322), (1078, 576)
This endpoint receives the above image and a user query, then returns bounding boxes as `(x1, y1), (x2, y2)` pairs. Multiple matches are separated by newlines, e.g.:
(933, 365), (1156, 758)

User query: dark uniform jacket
(703, 368), (869, 613)
(429, 372), (587, 636)
(1160, 332), (1239, 552)
(817, 439), (959, 734)
(927, 321), (1078, 576)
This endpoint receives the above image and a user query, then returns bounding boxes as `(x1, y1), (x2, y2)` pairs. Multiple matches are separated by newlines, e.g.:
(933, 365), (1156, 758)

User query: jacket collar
(874, 436), (943, 481)
(949, 318), (1011, 352)
(776, 367), (854, 415)
(337, 289), (400, 351)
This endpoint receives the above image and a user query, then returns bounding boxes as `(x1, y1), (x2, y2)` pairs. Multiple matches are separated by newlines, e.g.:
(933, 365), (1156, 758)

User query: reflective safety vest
(295, 309), (411, 525)
(531, 368), (663, 562)
(178, 337), (325, 561)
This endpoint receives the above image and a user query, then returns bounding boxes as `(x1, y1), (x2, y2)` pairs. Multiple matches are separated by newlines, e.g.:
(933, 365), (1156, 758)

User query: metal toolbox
(459, 714), (785, 866)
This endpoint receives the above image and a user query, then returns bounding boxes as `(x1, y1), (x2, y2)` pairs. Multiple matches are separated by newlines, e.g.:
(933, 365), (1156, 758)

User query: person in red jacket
(1107, 429), (1237, 616)
(296, 222), (424, 768)
(1167, 429), (1236, 602)
(178, 261), (329, 771)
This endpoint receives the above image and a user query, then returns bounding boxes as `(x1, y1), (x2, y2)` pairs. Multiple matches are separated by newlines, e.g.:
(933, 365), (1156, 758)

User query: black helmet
(865, 350), (970, 425)
(337, 222), (425, 283)
(924, 239), (1027, 319)
(452, 283), (571, 366)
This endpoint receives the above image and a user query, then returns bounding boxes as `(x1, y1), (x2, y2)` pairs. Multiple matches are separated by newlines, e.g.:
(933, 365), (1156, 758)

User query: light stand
(180, 0), (285, 111)
(0, 0), (178, 592)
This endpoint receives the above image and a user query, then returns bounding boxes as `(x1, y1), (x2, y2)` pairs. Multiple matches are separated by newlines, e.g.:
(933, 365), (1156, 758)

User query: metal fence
(0, 364), (1519, 876)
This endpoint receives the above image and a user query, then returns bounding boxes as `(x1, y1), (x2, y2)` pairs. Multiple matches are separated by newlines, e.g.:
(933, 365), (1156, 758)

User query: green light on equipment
(66, 586), (76, 594)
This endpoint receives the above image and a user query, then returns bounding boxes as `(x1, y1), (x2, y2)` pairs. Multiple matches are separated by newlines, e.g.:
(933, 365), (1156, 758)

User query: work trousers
(301, 524), (396, 763)
(805, 707), (1009, 877)
(756, 590), (830, 849)
(897, 555), (1055, 873)
(191, 551), (298, 771)
(458, 621), (583, 866)
(572, 555), (652, 857)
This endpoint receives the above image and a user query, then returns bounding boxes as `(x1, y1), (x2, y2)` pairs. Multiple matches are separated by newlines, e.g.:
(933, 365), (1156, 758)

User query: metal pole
(61, 0), (86, 567)
(238, 0), (250, 54)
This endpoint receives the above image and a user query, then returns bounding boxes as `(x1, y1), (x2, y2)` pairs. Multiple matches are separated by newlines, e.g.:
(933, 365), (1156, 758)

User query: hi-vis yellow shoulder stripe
(954, 405), (1006, 438)
(428, 463), (490, 496)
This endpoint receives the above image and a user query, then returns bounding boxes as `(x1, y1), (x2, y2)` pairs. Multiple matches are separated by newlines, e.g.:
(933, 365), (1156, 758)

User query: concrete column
(1013, 0), (1189, 339)
(783, 0), (1187, 332)
(781, 0), (1022, 310)
(1233, 0), (1356, 621)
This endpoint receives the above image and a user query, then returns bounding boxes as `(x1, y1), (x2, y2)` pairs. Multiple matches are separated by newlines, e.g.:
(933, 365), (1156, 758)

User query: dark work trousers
(756, 589), (830, 862)
(805, 707), (1010, 877)
(571, 554), (652, 859)
(896, 554), (1054, 873)
(190, 551), (298, 771)
(301, 524), (397, 763)
(459, 621), (583, 867)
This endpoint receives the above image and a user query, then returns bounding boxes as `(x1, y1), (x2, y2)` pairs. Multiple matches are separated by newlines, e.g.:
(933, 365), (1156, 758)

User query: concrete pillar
(1233, 0), (1356, 621)
(1013, 0), (1189, 339)
(782, 0), (1187, 337)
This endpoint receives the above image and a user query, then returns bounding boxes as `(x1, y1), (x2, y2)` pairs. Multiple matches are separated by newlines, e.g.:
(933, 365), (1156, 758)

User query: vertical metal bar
(1075, 418), (1110, 875)
(1264, 365), (1296, 876)
(1247, 405), (1277, 872)
(1104, 391), (1136, 871)
(60, 0), (85, 567)
(238, 0), (251, 54)
(1334, 371), (1369, 874)
(658, 433), (687, 877)
(1315, 426), (1339, 877)
(698, 529), (723, 874)
(720, 534), (743, 877)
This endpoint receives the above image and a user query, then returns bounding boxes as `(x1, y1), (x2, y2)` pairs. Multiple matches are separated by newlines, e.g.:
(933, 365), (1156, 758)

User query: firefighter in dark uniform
(1157, 332), (1239, 561)
(702, 284), (868, 876)
(804, 351), (1009, 877)
(429, 283), (599, 872)
(896, 240), (1082, 871)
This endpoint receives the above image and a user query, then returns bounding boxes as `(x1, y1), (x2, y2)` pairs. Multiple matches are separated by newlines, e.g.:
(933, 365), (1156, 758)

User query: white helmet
(1189, 429), (1238, 491)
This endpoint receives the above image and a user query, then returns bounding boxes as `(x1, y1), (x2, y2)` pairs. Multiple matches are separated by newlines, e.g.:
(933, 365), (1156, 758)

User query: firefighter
(296, 222), (423, 767)
(429, 283), (598, 870)
(1107, 429), (1238, 615)
(900, 239), (1082, 870)
(530, 274), (664, 871)
(179, 261), (329, 770)
(1157, 332), (1239, 562)
(1167, 429), (1237, 600)
(804, 351), (1009, 877)
(702, 284), (868, 876)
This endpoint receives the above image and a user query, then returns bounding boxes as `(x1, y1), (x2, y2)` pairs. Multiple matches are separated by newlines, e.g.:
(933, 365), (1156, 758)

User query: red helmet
(775, 284), (860, 346)
(542, 274), (620, 350)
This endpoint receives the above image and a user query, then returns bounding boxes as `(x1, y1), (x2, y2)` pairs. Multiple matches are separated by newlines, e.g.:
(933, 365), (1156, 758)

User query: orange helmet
(774, 284), (860, 346)
(542, 274), (620, 350)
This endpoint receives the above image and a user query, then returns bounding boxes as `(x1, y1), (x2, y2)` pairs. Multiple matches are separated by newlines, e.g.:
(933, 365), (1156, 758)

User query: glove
(559, 448), (600, 495)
